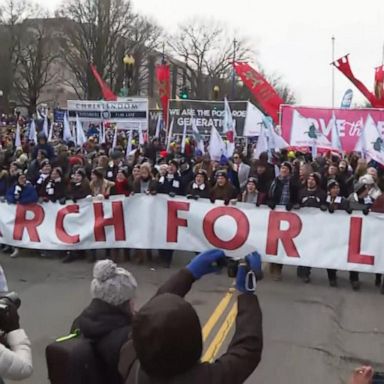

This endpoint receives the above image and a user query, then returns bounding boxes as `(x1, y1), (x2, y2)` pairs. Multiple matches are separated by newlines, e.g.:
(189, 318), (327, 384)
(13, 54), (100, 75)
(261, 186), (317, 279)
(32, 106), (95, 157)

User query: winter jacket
(32, 142), (55, 160)
(180, 168), (194, 195)
(157, 174), (183, 196)
(68, 180), (92, 201)
(372, 194), (384, 213)
(298, 188), (327, 208)
(40, 178), (67, 202)
(72, 299), (132, 384)
(106, 165), (120, 182)
(132, 179), (158, 194)
(268, 176), (299, 206)
(114, 180), (132, 196)
(326, 195), (350, 211)
(347, 193), (373, 210)
(118, 269), (263, 384)
(210, 182), (238, 201)
(6, 183), (38, 205)
(0, 329), (33, 380)
(186, 181), (211, 199)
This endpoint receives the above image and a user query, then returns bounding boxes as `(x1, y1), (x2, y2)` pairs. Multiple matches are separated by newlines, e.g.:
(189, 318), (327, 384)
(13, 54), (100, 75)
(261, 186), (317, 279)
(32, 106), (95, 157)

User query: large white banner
(67, 99), (148, 128)
(1, 195), (383, 273)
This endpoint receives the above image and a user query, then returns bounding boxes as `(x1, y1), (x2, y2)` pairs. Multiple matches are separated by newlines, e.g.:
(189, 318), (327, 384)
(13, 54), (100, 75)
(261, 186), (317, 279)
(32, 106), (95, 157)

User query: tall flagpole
(332, 35), (335, 108)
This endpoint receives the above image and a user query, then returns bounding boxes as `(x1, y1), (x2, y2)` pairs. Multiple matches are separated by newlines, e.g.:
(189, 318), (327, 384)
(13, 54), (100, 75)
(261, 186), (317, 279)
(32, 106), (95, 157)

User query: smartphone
(373, 372), (384, 384)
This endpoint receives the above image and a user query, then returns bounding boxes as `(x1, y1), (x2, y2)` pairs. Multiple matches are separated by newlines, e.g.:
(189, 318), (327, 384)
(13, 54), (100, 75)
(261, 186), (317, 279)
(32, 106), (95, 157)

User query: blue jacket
(6, 183), (38, 205)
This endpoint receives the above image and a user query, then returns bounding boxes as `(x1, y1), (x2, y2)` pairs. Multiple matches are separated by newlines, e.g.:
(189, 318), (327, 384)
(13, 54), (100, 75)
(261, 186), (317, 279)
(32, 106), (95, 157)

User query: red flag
(374, 65), (384, 101)
(333, 55), (384, 108)
(156, 63), (170, 127)
(233, 62), (284, 124)
(90, 64), (117, 101)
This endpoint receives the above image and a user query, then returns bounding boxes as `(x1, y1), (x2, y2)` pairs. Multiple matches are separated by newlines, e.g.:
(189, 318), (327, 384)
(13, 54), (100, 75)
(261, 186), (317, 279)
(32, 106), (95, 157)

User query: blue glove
(186, 249), (225, 279)
(236, 251), (262, 293)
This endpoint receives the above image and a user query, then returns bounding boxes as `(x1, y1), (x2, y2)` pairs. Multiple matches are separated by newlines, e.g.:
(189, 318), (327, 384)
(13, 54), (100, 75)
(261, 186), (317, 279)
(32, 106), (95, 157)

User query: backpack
(46, 331), (106, 384)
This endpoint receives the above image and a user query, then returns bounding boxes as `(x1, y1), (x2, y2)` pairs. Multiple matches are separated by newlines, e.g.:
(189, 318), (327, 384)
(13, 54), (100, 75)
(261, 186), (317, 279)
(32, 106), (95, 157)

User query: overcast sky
(39, 0), (384, 107)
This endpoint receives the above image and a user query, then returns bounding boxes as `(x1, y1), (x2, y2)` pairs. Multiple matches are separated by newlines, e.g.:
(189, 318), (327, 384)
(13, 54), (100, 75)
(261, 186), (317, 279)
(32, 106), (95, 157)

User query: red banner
(156, 63), (170, 128)
(374, 65), (384, 101)
(333, 55), (384, 108)
(90, 64), (117, 101)
(233, 61), (284, 124)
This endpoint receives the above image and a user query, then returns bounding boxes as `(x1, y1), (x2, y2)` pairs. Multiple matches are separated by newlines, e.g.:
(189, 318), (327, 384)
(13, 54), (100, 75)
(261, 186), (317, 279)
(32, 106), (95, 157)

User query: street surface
(2, 249), (384, 384)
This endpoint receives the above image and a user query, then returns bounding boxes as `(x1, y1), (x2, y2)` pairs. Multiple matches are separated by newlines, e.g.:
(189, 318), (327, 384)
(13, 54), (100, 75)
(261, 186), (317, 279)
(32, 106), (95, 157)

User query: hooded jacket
(72, 298), (132, 384)
(119, 269), (263, 384)
(6, 182), (38, 205)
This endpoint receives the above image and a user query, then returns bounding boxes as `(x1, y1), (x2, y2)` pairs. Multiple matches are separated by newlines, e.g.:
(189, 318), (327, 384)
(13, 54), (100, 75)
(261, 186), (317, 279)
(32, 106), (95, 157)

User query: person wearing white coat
(0, 328), (33, 381)
(0, 292), (33, 382)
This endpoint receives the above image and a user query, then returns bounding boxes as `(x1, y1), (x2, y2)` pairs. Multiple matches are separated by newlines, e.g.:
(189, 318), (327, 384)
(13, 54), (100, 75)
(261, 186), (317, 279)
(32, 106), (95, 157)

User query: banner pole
(332, 35), (335, 108)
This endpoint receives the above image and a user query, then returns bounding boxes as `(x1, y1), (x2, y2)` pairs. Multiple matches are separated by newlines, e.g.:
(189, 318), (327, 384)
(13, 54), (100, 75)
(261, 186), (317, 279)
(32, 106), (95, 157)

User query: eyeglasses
(233, 156), (240, 159)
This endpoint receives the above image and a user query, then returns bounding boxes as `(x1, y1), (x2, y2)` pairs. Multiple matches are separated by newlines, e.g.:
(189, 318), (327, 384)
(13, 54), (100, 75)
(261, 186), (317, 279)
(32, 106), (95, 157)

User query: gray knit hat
(90, 260), (137, 306)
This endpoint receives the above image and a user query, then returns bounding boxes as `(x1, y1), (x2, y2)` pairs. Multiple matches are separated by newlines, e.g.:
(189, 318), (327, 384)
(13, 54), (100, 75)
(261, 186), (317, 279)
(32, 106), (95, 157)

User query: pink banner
(280, 105), (384, 153)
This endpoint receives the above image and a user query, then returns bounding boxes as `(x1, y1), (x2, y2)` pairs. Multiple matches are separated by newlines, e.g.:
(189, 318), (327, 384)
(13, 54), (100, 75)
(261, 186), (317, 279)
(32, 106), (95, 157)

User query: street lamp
(121, 54), (135, 97)
(213, 85), (220, 100)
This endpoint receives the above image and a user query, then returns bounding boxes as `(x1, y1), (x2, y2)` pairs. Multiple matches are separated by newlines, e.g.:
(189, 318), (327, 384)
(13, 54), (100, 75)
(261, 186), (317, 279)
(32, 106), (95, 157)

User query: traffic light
(179, 87), (189, 99)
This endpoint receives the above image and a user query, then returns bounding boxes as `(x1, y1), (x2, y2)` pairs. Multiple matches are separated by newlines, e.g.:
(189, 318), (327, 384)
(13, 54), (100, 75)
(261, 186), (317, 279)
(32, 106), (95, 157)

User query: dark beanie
(132, 293), (202, 379)
(281, 161), (292, 173)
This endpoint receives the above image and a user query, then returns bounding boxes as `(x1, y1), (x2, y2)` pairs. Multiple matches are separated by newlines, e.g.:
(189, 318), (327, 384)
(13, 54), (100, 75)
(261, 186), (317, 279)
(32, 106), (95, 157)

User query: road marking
(202, 301), (238, 363)
(202, 288), (235, 342)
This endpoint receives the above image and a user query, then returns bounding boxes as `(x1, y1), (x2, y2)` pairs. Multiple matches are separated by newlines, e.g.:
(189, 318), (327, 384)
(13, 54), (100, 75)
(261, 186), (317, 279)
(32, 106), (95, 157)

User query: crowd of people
(1, 119), (384, 290)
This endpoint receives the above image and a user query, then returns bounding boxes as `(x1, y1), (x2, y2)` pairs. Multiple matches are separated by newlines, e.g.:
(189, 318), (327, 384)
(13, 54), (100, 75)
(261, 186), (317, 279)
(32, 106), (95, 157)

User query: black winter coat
(186, 181), (211, 199)
(72, 299), (132, 384)
(156, 174), (184, 196)
(119, 269), (263, 384)
(268, 176), (300, 205)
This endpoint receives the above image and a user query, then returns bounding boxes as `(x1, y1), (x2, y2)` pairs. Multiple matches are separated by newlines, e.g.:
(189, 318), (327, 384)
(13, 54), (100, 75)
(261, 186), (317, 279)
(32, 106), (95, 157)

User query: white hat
(90, 260), (137, 306)
(359, 174), (375, 185)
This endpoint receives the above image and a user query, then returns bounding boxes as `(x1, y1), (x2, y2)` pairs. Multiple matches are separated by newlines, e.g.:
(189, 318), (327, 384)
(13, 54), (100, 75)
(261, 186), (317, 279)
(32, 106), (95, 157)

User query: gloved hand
(2, 302), (20, 333)
(236, 251), (262, 293)
(186, 249), (225, 279)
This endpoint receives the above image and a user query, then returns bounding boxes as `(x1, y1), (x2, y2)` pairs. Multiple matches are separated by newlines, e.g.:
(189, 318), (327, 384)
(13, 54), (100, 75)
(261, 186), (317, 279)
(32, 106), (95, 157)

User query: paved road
(2, 249), (384, 384)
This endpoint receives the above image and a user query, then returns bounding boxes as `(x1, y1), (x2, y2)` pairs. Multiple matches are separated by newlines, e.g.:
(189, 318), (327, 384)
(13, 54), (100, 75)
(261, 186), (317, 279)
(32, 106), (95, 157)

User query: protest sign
(2, 195), (384, 274)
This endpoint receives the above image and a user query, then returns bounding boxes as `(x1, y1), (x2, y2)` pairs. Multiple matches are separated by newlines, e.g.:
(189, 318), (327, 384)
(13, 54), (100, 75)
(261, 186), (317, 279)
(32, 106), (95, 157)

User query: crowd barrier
(0, 194), (383, 273)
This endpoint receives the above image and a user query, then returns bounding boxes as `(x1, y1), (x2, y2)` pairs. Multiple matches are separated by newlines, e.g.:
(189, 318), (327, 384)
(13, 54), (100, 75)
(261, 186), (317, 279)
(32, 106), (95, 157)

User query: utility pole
(231, 38), (237, 100)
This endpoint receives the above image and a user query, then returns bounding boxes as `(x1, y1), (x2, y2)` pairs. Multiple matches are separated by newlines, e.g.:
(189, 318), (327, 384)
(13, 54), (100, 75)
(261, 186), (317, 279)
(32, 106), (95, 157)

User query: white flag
(139, 125), (144, 146)
(166, 118), (174, 151)
(76, 115), (86, 147)
(100, 123), (106, 144)
(181, 120), (187, 153)
(290, 110), (332, 148)
(43, 114), (49, 138)
(264, 116), (289, 150)
(47, 122), (54, 142)
(253, 124), (268, 159)
(191, 118), (205, 153)
(330, 112), (343, 152)
(357, 114), (384, 165)
(223, 97), (235, 138)
(112, 125), (118, 149)
(155, 115), (162, 138)
(63, 113), (73, 142)
(15, 123), (21, 148)
(243, 102), (264, 137)
(29, 119), (37, 143)
(209, 126), (226, 161)
(125, 129), (133, 158)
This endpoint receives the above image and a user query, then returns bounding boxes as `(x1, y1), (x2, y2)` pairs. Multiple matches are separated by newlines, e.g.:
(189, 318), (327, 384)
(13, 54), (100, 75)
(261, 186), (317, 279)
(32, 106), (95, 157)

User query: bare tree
(13, 20), (58, 115)
(122, 15), (163, 96)
(0, 0), (56, 114)
(59, 0), (136, 99)
(169, 18), (254, 99)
